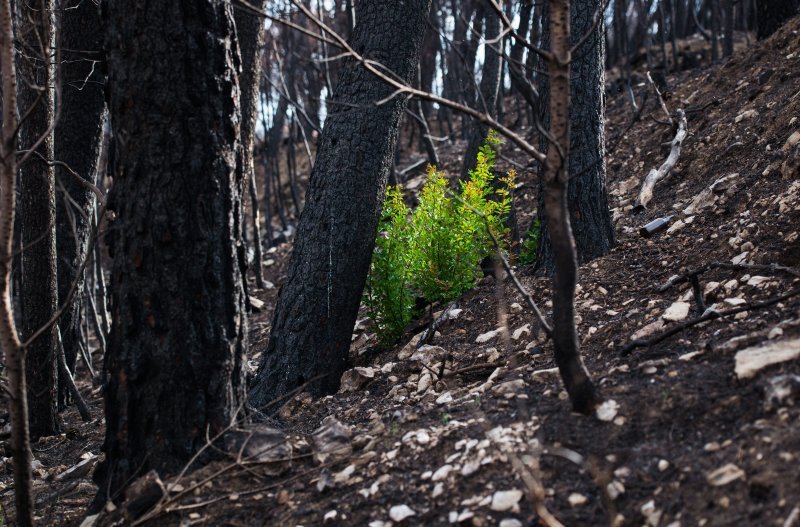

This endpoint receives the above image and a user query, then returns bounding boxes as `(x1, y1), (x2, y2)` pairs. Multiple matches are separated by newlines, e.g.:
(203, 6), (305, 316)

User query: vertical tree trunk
(234, 3), (268, 289)
(536, 0), (615, 268)
(96, 0), (247, 503)
(756, 0), (798, 39)
(461, 3), (502, 179)
(0, 1), (35, 523)
(249, 0), (431, 409)
(17, 0), (60, 440)
(543, 0), (600, 415)
(55, 0), (106, 406)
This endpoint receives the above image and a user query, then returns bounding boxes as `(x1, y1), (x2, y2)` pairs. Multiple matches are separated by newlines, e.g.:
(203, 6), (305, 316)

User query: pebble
(568, 493), (588, 506)
(499, 520), (523, 527)
(389, 504), (416, 522)
(658, 459), (670, 472)
(432, 464), (453, 482)
(490, 490), (523, 512)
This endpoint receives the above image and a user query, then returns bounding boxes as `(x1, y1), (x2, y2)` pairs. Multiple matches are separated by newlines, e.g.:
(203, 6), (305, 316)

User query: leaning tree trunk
(536, 0), (615, 268)
(17, 0), (60, 440)
(95, 0), (247, 504)
(55, 0), (106, 407)
(249, 0), (431, 409)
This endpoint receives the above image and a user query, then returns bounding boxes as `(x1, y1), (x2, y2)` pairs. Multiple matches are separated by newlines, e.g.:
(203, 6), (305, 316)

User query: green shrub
(365, 132), (514, 344)
(364, 186), (415, 343)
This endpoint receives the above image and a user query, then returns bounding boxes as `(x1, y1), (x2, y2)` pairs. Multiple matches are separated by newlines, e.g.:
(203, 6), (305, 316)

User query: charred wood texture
(249, 0), (431, 409)
(96, 0), (246, 503)
(55, 0), (106, 406)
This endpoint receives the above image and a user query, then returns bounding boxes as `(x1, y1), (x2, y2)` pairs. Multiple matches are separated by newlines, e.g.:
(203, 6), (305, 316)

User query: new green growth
(365, 132), (515, 343)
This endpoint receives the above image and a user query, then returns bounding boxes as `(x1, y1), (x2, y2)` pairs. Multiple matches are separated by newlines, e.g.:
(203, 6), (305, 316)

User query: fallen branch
(622, 286), (800, 355)
(633, 109), (688, 211)
(657, 261), (800, 293)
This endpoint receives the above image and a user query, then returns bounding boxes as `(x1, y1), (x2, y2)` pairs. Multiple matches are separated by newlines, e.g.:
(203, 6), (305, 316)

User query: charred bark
(536, 0), (615, 268)
(96, 0), (247, 504)
(249, 0), (431, 409)
(17, 0), (60, 439)
(54, 0), (106, 407)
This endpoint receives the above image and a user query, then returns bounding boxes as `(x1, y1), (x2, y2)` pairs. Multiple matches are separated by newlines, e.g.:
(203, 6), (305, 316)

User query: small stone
(432, 482), (444, 498)
(324, 510), (338, 522)
(339, 367), (376, 393)
(436, 392), (454, 404)
(499, 520), (523, 527)
(706, 463), (745, 486)
(512, 324), (531, 341)
(490, 490), (523, 512)
(631, 319), (665, 340)
(607, 481), (625, 500)
(389, 504), (416, 522)
(735, 337), (800, 379)
(476, 329), (500, 344)
(663, 302), (690, 322)
(568, 493), (588, 506)
(509, 303), (523, 314)
(658, 459), (670, 472)
(734, 109), (758, 123)
(417, 373), (432, 394)
(596, 399), (619, 422)
(432, 464), (453, 482)
(768, 327), (784, 339)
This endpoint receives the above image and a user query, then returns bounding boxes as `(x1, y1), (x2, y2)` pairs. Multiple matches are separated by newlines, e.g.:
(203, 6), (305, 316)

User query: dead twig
(633, 109), (688, 211)
(657, 261), (800, 292)
(622, 286), (800, 355)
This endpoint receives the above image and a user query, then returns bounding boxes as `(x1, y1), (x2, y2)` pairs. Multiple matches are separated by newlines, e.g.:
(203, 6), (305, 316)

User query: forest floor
(3, 16), (800, 527)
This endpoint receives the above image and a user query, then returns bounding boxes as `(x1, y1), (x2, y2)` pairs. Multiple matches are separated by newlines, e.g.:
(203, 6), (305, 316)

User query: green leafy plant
(519, 217), (540, 266)
(364, 186), (415, 343)
(365, 132), (514, 344)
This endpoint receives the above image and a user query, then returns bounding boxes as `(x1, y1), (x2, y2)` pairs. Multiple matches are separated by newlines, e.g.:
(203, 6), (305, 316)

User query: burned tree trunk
(17, 0), (60, 439)
(542, 0), (600, 415)
(536, 0), (615, 268)
(96, 0), (246, 503)
(249, 0), (431, 409)
(756, 0), (799, 39)
(55, 0), (106, 406)
(234, 2), (268, 289)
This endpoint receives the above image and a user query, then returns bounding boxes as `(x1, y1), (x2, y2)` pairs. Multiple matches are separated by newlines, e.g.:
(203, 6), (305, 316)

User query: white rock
(324, 510), (338, 522)
(389, 504), (416, 522)
(724, 280), (739, 293)
(511, 324), (531, 341)
(436, 392), (454, 404)
(568, 493), (588, 506)
(476, 329), (500, 343)
(334, 464), (356, 484)
(432, 464), (453, 482)
(432, 482), (444, 498)
(735, 337), (800, 379)
(596, 399), (619, 422)
(490, 490), (523, 512)
(457, 510), (475, 522)
(706, 463), (745, 486)
(641, 500), (662, 527)
(461, 459), (480, 477)
(666, 219), (686, 234)
(658, 459), (670, 472)
(509, 303), (523, 314)
(768, 327), (784, 339)
(499, 520), (523, 527)
(663, 302), (690, 322)
(631, 319), (665, 340)
(747, 275), (770, 287)
(417, 373), (432, 394)
(734, 109), (758, 123)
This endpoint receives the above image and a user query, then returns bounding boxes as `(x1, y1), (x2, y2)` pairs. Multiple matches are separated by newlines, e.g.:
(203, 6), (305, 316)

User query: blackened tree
(756, 0), (799, 39)
(249, 0), (432, 409)
(54, 0), (106, 405)
(17, 0), (60, 439)
(536, 0), (615, 267)
(95, 0), (247, 503)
